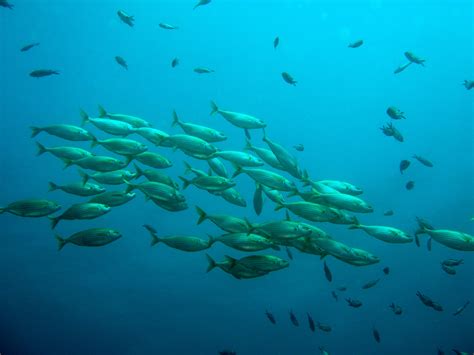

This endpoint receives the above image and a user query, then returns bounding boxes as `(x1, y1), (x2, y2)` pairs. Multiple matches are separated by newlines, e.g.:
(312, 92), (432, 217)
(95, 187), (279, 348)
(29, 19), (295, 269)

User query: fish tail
(124, 155), (134, 166)
(149, 232), (160, 246)
(79, 108), (90, 126)
(50, 216), (60, 229)
(171, 110), (180, 127)
(35, 141), (47, 156)
(244, 217), (254, 231)
(207, 234), (215, 247)
(124, 180), (135, 194)
(48, 181), (59, 192)
(287, 186), (299, 197)
(78, 169), (89, 185)
(243, 138), (253, 151)
(30, 126), (42, 138)
(244, 129), (251, 140)
(90, 136), (99, 148)
(97, 105), (107, 118)
(195, 205), (207, 224)
(55, 234), (67, 251)
(133, 163), (144, 178)
(348, 224), (361, 230)
(179, 176), (191, 190)
(262, 127), (268, 142)
(183, 161), (193, 175)
(231, 164), (243, 179)
(274, 202), (285, 211)
(62, 159), (73, 170)
(210, 100), (219, 115)
(205, 253), (217, 272)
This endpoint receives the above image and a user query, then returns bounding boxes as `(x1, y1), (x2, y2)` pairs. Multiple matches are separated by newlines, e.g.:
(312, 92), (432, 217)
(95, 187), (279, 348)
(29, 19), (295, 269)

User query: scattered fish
(117, 10), (134, 27)
(348, 39), (363, 48)
(463, 80), (474, 90)
(389, 303), (403, 315)
(265, 310), (276, 324)
(21, 43), (40, 52)
(30, 69), (59, 78)
(404, 51), (426, 66)
(281, 72), (297, 86)
(416, 291), (443, 311)
(323, 261), (332, 282)
(413, 155), (433, 167)
(386, 106), (406, 120)
(159, 23), (178, 30)
(289, 310), (299, 326)
(441, 263), (456, 275)
(307, 313), (315, 332)
(115, 56), (128, 70)
(346, 298), (362, 308)
(194, 67), (214, 74)
(383, 210), (394, 216)
(331, 291), (338, 301)
(383, 267), (390, 275)
(442, 259), (463, 267)
(453, 301), (470, 316)
(171, 58), (179, 68)
(400, 160), (410, 174)
(394, 62), (412, 74)
(362, 278), (380, 289)
(380, 122), (404, 142)
(193, 0), (211, 10)
(55, 228), (121, 251)
(373, 327), (381, 343)
(317, 322), (332, 332)
(349, 224), (413, 243)
(293, 144), (304, 151)
(405, 181), (415, 190)
(273, 36), (279, 49)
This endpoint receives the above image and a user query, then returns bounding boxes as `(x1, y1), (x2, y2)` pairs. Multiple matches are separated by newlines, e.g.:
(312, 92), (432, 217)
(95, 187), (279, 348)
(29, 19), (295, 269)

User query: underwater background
(0, 0), (473, 354)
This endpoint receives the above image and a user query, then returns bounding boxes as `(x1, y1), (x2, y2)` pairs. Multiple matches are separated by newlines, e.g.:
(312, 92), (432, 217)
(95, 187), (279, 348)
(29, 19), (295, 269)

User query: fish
(244, 139), (284, 170)
(416, 225), (474, 251)
(319, 347), (330, 355)
(331, 291), (338, 301)
(285, 247), (294, 260)
(207, 158), (228, 178)
(441, 264), (456, 275)
(253, 184), (263, 215)
(273, 36), (279, 49)
(134, 152), (172, 169)
(453, 301), (470, 316)
(317, 322), (332, 332)
(314, 179), (363, 196)
(383, 210), (394, 216)
(180, 175), (235, 193)
(80, 109), (137, 136)
(21, 43), (40, 52)
(172, 110), (227, 142)
(212, 233), (278, 252)
(413, 155), (433, 167)
(262, 130), (301, 178)
(151, 197), (188, 212)
(135, 127), (172, 146)
(389, 303), (403, 315)
(214, 151), (263, 167)
(404, 51), (426, 66)
(36, 142), (93, 161)
(261, 185), (285, 205)
(89, 191), (136, 207)
(399, 160), (410, 174)
(164, 134), (217, 156)
(275, 201), (339, 223)
(281, 72), (297, 86)
(346, 298), (362, 308)
(289, 310), (299, 326)
(226, 255), (289, 273)
(98, 105), (151, 128)
(463, 80), (474, 90)
(373, 328), (381, 343)
(30, 69), (59, 78)
(171, 58), (179, 67)
(210, 101), (266, 137)
(193, 0), (211, 10)
(349, 224), (413, 243)
(79, 169), (136, 185)
(55, 228), (121, 251)
(394, 62), (412, 74)
(115, 56), (128, 70)
(91, 137), (147, 156)
(323, 261), (332, 282)
(64, 156), (129, 172)
(264, 310), (276, 325)
(427, 237), (432, 251)
(195, 206), (251, 233)
(125, 181), (184, 203)
(212, 188), (247, 207)
(117, 10), (134, 27)
(144, 225), (212, 252)
(348, 39), (363, 48)
(308, 190), (373, 213)
(0, 199), (61, 217)
(206, 254), (268, 279)
(383, 267), (390, 275)
(380, 122), (403, 142)
(386, 106), (406, 120)
(159, 23), (178, 30)
(362, 278), (380, 289)
(306, 313), (316, 332)
(31, 124), (94, 141)
(414, 234), (420, 247)
(0, 0), (14, 9)
(316, 239), (380, 266)
(337, 286), (347, 292)
(442, 259), (463, 267)
(293, 144), (304, 151)
(416, 291), (443, 311)
(250, 219), (312, 242)
(194, 67), (214, 74)
(48, 181), (105, 197)
(49, 203), (111, 229)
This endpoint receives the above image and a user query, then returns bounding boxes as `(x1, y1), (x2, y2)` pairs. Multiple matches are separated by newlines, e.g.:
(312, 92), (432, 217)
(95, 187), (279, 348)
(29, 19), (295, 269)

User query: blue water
(0, 1), (473, 354)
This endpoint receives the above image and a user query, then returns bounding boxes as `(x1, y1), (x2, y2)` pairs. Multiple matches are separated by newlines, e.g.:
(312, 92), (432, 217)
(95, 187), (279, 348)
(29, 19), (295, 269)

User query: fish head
(50, 201), (62, 213)
(124, 171), (136, 180)
(100, 204), (112, 212)
(107, 229), (122, 240)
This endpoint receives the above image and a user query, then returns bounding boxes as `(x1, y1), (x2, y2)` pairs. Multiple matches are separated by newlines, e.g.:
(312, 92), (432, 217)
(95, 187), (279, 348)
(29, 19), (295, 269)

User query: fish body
(159, 23), (178, 30)
(348, 39), (363, 48)
(207, 158), (228, 177)
(273, 36), (279, 49)
(206, 254), (268, 279)
(400, 160), (410, 173)
(405, 181), (415, 190)
(135, 127), (172, 146)
(180, 175), (235, 192)
(394, 62), (412, 74)
(276, 201), (339, 223)
(263, 131), (301, 178)
(21, 43), (40, 52)
(384, 210), (394, 216)
(210, 101), (266, 131)
(307, 313), (315, 332)
(214, 150), (263, 167)
(134, 152), (172, 169)
(55, 228), (121, 250)
(373, 328), (381, 343)
(350, 224), (413, 243)
(228, 255), (289, 272)
(165, 134), (217, 156)
(36, 142), (93, 161)
(346, 298), (362, 308)
(92, 138), (147, 156)
(232, 165), (295, 192)
(289, 311), (299, 326)
(193, 0), (211, 9)
(213, 188), (247, 207)
(80, 109), (137, 136)
(65, 156), (128, 172)
(89, 191), (136, 207)
(48, 181), (105, 197)
(317, 322), (332, 332)
(31, 124), (93, 141)
(416, 291), (443, 311)
(404, 51), (426, 65)
(389, 303), (403, 315)
(387, 106), (406, 120)
(50, 203), (110, 229)
(316, 239), (380, 266)
(251, 220), (312, 241)
(316, 180), (363, 195)
(380, 122), (404, 142)
(441, 264), (456, 275)
(362, 278), (380, 289)
(281, 72), (297, 85)
(442, 259), (463, 267)
(463, 80), (474, 90)
(126, 181), (183, 203)
(323, 261), (332, 282)
(253, 184), (263, 215)
(173, 111), (227, 143)
(98, 105), (150, 128)
(310, 191), (373, 213)
(417, 227), (474, 251)
(195, 206), (250, 233)
(213, 233), (277, 252)
(149, 232), (212, 252)
(80, 169), (136, 185)
(453, 301), (470, 316)
(244, 139), (284, 170)
(115, 56), (128, 70)
(413, 155), (433, 167)
(194, 67), (214, 74)
(30, 69), (59, 77)
(265, 310), (276, 324)
(331, 291), (338, 301)
(293, 144), (304, 151)
(0, 199), (60, 217)
(117, 10), (134, 27)
(171, 58), (179, 67)
(261, 185), (285, 204)
(383, 267), (390, 275)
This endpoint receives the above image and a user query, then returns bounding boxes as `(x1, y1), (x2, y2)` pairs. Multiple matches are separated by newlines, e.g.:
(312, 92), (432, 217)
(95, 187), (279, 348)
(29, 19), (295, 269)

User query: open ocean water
(0, 0), (473, 354)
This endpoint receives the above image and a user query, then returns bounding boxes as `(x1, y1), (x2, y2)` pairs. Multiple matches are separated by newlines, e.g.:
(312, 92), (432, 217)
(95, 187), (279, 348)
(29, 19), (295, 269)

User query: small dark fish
(416, 291), (443, 311)
(289, 310), (299, 326)
(193, 0), (211, 10)
(463, 80), (474, 90)
(317, 322), (332, 332)
(346, 298), (362, 308)
(30, 69), (59, 78)
(293, 144), (304, 151)
(281, 72), (297, 86)
(115, 56), (128, 70)
(285, 246), (293, 260)
(159, 23), (178, 30)
(253, 184), (263, 215)
(362, 278), (380, 289)
(171, 57), (179, 68)
(453, 301), (470, 316)
(380, 122), (404, 142)
(348, 39), (363, 48)
(373, 328), (381, 343)
(273, 36), (279, 49)
(0, 0), (14, 9)
(442, 259), (463, 267)
(143, 224), (157, 234)
(21, 43), (40, 52)
(265, 310), (276, 324)
(117, 10), (134, 27)
(427, 237), (432, 251)
(219, 350), (236, 355)
(323, 261), (332, 282)
(386, 106), (406, 120)
(383, 210), (394, 216)
(437, 348), (445, 355)
(307, 313), (315, 332)
(413, 155), (433, 167)
(394, 62), (412, 74)
(383, 267), (390, 275)
(441, 263), (456, 275)
(400, 160), (410, 174)
(337, 286), (347, 292)
(405, 181), (415, 190)
(414, 233), (420, 247)
(389, 303), (403, 315)
(331, 291), (338, 301)
(194, 67), (214, 74)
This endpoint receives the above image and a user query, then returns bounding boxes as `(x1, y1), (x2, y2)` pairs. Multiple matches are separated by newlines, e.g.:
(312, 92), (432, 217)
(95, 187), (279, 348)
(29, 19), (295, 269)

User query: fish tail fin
(287, 186), (299, 197)
(244, 129), (251, 140)
(210, 100), (219, 115)
(244, 217), (254, 231)
(79, 108), (90, 126)
(123, 155), (134, 167)
(223, 255), (238, 268)
(30, 126), (42, 138)
(183, 161), (193, 175)
(35, 141), (47, 156)
(262, 127), (268, 142)
(207, 234), (215, 247)
(90, 136), (99, 148)
(195, 205), (207, 224)
(172, 110), (180, 127)
(78, 169), (89, 185)
(55, 234), (67, 251)
(244, 138), (253, 151)
(48, 181), (59, 192)
(206, 253), (217, 272)
(134, 163), (144, 178)
(97, 105), (107, 117)
(179, 176), (191, 190)
(62, 159), (73, 170)
(231, 164), (243, 179)
(149, 233), (160, 247)
(50, 216), (60, 229)
(274, 202), (285, 211)
(124, 180), (135, 194)
(348, 224), (361, 230)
